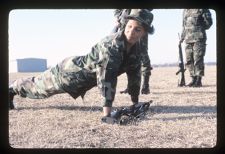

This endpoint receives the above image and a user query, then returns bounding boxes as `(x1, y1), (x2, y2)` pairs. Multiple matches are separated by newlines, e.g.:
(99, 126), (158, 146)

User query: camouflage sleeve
(141, 51), (152, 76)
(114, 9), (123, 19)
(95, 40), (122, 107)
(127, 63), (142, 103)
(140, 34), (152, 76)
(117, 9), (131, 29)
(202, 9), (213, 30)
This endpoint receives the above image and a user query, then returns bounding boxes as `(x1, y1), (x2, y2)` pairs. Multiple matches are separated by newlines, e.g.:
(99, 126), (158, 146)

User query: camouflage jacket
(56, 30), (142, 107)
(181, 9), (213, 43)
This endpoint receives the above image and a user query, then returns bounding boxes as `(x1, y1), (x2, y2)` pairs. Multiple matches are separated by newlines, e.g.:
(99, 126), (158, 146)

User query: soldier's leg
(120, 74), (129, 94)
(141, 63), (151, 94)
(193, 41), (206, 87)
(140, 55), (151, 94)
(9, 67), (65, 109)
(185, 43), (196, 86)
(140, 34), (151, 94)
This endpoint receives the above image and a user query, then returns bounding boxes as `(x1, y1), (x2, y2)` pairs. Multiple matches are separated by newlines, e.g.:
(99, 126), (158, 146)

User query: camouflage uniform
(10, 30), (142, 107)
(180, 9), (212, 86)
(113, 9), (153, 93)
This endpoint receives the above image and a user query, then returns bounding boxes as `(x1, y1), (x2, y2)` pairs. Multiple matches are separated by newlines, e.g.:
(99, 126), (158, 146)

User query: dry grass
(8, 66), (216, 148)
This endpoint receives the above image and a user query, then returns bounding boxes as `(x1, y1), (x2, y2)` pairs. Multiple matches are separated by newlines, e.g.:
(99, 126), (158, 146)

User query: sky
(8, 9), (216, 70)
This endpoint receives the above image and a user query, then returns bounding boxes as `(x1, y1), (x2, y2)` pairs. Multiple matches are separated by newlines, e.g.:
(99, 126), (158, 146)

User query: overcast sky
(8, 9), (216, 68)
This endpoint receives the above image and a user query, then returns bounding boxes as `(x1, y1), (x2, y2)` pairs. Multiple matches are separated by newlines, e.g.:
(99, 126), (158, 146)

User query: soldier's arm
(140, 37), (152, 76)
(141, 53), (152, 76)
(127, 64), (142, 104)
(114, 9), (123, 19)
(139, 35), (152, 76)
(95, 42), (122, 108)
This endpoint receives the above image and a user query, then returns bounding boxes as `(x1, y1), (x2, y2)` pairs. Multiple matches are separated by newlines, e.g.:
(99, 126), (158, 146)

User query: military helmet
(125, 9), (154, 34)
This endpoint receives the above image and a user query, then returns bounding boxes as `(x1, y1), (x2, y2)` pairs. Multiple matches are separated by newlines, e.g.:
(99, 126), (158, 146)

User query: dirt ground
(8, 66), (216, 148)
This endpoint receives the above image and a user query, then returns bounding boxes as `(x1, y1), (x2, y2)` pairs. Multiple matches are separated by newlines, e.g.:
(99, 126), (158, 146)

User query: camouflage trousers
(9, 67), (65, 99)
(185, 41), (206, 77)
(10, 59), (97, 100)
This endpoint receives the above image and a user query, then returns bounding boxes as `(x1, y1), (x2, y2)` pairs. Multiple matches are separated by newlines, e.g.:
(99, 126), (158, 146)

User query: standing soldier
(180, 9), (213, 87)
(9, 9), (154, 123)
(112, 9), (154, 94)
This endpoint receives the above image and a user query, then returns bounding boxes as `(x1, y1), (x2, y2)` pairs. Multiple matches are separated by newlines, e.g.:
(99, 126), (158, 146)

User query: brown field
(9, 66), (216, 148)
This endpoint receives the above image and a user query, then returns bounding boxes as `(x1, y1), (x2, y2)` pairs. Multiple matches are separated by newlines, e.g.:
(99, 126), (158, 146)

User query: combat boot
(187, 76), (197, 87)
(141, 75), (150, 94)
(9, 88), (16, 109)
(194, 76), (202, 87)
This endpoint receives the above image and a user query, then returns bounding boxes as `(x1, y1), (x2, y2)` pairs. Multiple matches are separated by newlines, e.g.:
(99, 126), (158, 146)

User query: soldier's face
(124, 19), (146, 45)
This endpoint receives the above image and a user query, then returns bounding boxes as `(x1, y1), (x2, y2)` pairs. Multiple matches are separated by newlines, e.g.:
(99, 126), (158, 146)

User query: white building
(9, 58), (47, 73)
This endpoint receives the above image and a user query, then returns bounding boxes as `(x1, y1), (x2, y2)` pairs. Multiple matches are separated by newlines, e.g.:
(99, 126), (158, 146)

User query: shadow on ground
(16, 104), (216, 114)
